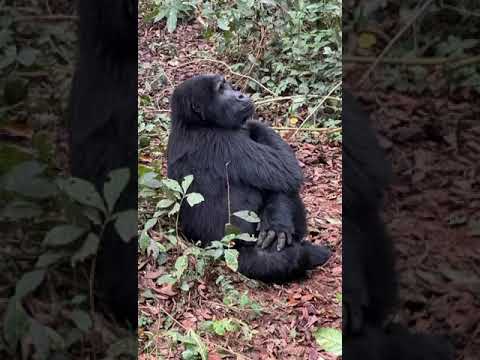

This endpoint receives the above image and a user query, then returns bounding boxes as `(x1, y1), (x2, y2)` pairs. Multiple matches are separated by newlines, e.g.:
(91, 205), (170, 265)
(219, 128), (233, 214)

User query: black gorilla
(69, 0), (137, 327)
(167, 74), (330, 283)
(343, 90), (397, 333)
(343, 90), (453, 359)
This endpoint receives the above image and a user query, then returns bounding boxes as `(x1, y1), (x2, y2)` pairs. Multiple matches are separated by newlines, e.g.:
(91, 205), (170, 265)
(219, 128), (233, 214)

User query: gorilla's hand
(256, 217), (294, 251)
(343, 285), (369, 335)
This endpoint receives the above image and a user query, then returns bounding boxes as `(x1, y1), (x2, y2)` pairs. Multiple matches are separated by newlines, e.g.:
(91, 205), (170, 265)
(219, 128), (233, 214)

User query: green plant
(1, 161), (136, 357)
(151, 0), (198, 32)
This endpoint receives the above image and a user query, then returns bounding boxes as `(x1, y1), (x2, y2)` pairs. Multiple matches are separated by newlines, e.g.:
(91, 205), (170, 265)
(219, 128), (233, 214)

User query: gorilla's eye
(217, 80), (225, 92)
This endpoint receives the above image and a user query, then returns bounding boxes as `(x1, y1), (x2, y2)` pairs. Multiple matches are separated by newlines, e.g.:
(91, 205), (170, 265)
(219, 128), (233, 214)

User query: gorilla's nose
(236, 92), (249, 101)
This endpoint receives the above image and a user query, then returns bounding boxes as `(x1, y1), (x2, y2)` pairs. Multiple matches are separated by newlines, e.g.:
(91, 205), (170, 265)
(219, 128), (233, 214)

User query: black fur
(167, 74), (330, 283)
(343, 90), (453, 359)
(69, 0), (137, 328)
(343, 90), (397, 333)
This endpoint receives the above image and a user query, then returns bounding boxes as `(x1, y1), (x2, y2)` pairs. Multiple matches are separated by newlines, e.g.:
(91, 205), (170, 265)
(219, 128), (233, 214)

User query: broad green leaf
(235, 233), (256, 242)
(175, 255), (188, 278)
(43, 225), (87, 247)
(157, 199), (175, 208)
(224, 249), (239, 271)
(140, 172), (162, 188)
(186, 192), (204, 207)
(181, 175), (194, 192)
(157, 274), (177, 285)
(71, 233), (100, 266)
(36, 251), (68, 268)
(103, 168), (130, 212)
(162, 178), (183, 193)
(217, 17), (230, 31)
(167, 8), (178, 33)
(168, 202), (181, 216)
(233, 210), (260, 223)
(4, 297), (30, 351)
(57, 177), (106, 213)
(29, 320), (50, 359)
(15, 270), (45, 299)
(114, 209), (137, 242)
(314, 327), (342, 356)
(69, 310), (92, 332)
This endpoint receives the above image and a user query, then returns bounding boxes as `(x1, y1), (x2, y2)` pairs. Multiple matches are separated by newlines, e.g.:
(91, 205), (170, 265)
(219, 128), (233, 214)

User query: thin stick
(15, 15), (78, 22)
(177, 58), (276, 95)
(344, 55), (480, 67)
(357, 0), (435, 87)
(274, 126), (341, 133)
(291, 81), (341, 138)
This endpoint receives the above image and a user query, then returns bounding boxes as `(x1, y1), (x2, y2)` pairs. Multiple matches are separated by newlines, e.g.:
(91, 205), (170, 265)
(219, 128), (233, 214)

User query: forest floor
(345, 74), (480, 360)
(138, 19), (342, 360)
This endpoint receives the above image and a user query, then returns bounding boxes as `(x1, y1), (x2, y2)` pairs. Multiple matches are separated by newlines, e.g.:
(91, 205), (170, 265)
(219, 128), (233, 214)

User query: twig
(291, 81), (341, 138)
(15, 15), (78, 22)
(273, 126), (341, 133)
(344, 55), (480, 67)
(255, 95), (340, 106)
(177, 58), (276, 95)
(357, 0), (435, 87)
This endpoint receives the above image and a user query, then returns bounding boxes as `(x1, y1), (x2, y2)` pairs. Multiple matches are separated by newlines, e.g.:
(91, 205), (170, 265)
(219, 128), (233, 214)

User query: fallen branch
(177, 58), (276, 96)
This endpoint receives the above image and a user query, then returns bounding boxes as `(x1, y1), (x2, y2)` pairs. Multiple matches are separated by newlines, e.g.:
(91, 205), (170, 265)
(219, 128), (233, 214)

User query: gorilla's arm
(242, 120), (305, 250)
(229, 133), (303, 193)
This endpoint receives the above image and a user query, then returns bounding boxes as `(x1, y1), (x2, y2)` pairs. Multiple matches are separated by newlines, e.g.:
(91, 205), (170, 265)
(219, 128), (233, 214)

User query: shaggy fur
(69, 0), (138, 328)
(167, 75), (330, 283)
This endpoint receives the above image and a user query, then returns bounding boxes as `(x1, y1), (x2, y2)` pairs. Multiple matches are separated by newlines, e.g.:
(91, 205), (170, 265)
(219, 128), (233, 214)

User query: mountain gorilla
(69, 0), (137, 327)
(343, 90), (453, 359)
(167, 75), (331, 283)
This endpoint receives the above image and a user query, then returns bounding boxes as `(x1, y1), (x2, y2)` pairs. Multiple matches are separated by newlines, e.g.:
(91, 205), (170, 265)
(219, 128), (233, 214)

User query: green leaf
(224, 249), (239, 271)
(114, 209), (137, 242)
(186, 192), (204, 207)
(15, 270), (45, 298)
(3, 161), (57, 199)
(36, 251), (68, 268)
(233, 210), (260, 223)
(157, 274), (177, 285)
(167, 8), (178, 33)
(168, 202), (181, 216)
(43, 225), (87, 247)
(103, 168), (130, 213)
(57, 177), (106, 213)
(17, 47), (38, 66)
(175, 255), (189, 278)
(217, 17), (230, 31)
(162, 178), (183, 193)
(4, 297), (30, 351)
(69, 310), (92, 332)
(157, 199), (175, 208)
(29, 320), (50, 359)
(314, 327), (342, 356)
(235, 233), (256, 242)
(71, 233), (100, 266)
(181, 175), (194, 192)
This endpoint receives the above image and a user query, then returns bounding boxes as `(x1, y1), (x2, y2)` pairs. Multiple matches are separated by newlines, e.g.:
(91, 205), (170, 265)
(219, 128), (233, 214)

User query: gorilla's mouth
(240, 103), (255, 121)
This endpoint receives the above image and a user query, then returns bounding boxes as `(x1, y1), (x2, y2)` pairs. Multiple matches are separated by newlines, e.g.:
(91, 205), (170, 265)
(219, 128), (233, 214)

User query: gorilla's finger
(286, 232), (293, 246)
(257, 231), (267, 247)
(277, 232), (286, 251)
(261, 230), (276, 249)
(256, 222), (261, 231)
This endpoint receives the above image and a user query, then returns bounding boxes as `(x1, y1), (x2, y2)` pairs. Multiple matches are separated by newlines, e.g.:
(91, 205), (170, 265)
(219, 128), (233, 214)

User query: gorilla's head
(171, 74), (254, 129)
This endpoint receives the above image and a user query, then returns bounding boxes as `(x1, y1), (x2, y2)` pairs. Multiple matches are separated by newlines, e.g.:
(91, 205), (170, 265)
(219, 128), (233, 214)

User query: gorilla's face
(172, 74), (255, 129)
